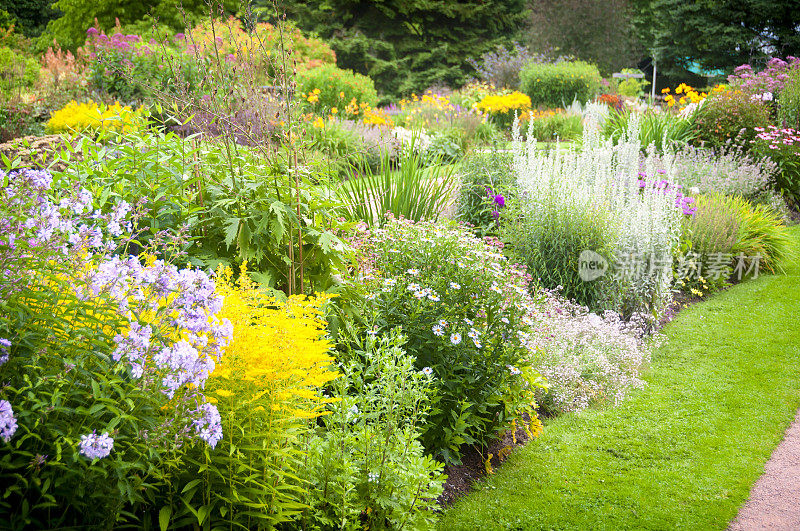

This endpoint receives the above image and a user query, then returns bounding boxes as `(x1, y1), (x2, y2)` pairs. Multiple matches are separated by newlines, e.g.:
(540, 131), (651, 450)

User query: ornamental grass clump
(0, 169), (232, 528)
(510, 115), (685, 325)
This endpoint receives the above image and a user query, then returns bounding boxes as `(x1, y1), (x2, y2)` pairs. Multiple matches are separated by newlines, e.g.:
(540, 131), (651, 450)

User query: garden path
(729, 410), (800, 530)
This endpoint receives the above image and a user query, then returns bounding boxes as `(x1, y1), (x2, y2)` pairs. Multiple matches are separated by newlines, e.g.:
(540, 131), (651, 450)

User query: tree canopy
(273, 0), (528, 99)
(631, 0), (800, 83)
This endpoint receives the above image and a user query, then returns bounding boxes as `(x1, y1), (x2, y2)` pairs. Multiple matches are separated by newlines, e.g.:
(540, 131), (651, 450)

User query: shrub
(46, 100), (147, 135)
(677, 193), (742, 294)
(0, 45), (39, 97)
(666, 144), (775, 198)
(615, 69), (649, 98)
(84, 29), (201, 102)
(302, 330), (444, 529)
(476, 91), (531, 129)
(166, 265), (339, 529)
(523, 110), (584, 141)
(297, 64), (378, 119)
(519, 60), (602, 108)
(510, 116), (687, 325)
(457, 149), (515, 237)
(691, 89), (772, 149)
(728, 57), (800, 97)
(0, 168), (231, 528)
(467, 42), (544, 90)
(604, 109), (696, 152)
(525, 292), (653, 415)
(751, 125), (800, 207)
(778, 67), (800, 129)
(343, 218), (545, 463)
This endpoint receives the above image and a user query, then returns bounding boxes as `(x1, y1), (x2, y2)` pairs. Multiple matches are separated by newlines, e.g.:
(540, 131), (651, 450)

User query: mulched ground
(438, 414), (533, 507)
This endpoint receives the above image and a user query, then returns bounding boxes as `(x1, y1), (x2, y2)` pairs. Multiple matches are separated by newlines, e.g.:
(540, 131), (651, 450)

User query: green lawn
(438, 226), (800, 530)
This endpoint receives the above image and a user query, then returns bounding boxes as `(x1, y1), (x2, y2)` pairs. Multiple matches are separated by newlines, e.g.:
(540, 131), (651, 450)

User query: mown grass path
(438, 226), (800, 530)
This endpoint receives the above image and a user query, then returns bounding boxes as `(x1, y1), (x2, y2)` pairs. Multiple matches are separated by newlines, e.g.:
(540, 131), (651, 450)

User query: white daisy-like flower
(414, 290), (427, 299)
(438, 319), (448, 327)
(407, 268), (420, 276)
(450, 333), (462, 345)
(383, 278), (396, 286)
(449, 282), (461, 289)
(473, 339), (482, 348)
(501, 317), (510, 324)
(422, 366), (434, 376)
(428, 291), (440, 302)
(464, 318), (474, 326)
(432, 324), (445, 336)
(407, 283), (421, 292)
(467, 328), (480, 339)
(507, 365), (521, 375)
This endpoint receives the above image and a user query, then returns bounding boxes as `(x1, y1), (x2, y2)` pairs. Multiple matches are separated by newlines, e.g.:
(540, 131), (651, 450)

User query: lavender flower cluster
(0, 168), (135, 299)
(1, 169), (232, 450)
(0, 400), (17, 443)
(79, 431), (115, 459)
(637, 171), (697, 216)
(663, 144), (775, 198)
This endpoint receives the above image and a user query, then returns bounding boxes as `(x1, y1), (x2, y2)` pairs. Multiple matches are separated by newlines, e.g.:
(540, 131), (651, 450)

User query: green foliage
(57, 130), (350, 293)
(302, 330), (445, 529)
(525, 112), (584, 142)
(676, 193), (741, 294)
(502, 199), (619, 310)
(336, 140), (458, 227)
(604, 109), (696, 151)
(692, 90), (772, 149)
(39, 0), (237, 51)
(519, 60), (602, 108)
(0, 101), (44, 142)
(344, 219), (545, 463)
(778, 67), (800, 129)
(305, 119), (399, 178)
(277, 0), (528, 99)
(297, 64), (379, 115)
(631, 0), (800, 85)
(85, 32), (201, 103)
(1, 0), (59, 38)
(616, 69), (650, 97)
(456, 149), (515, 237)
(0, 45), (39, 96)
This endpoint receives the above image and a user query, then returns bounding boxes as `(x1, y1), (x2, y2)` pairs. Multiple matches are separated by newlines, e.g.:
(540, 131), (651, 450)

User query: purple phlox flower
(193, 402), (223, 448)
(491, 194), (506, 208)
(0, 400), (17, 443)
(0, 338), (11, 366)
(79, 431), (114, 459)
